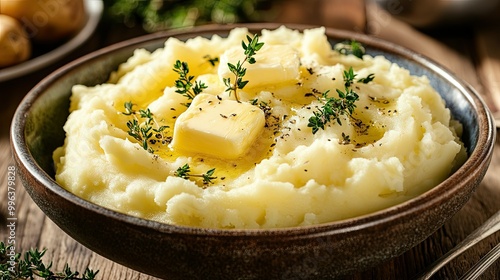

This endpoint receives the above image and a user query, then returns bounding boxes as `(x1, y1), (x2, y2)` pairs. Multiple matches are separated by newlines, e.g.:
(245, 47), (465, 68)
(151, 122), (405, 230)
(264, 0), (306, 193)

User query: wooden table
(1, 3), (499, 279)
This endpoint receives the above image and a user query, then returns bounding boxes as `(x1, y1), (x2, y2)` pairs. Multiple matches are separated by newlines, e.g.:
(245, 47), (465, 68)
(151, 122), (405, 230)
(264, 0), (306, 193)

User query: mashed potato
(53, 26), (466, 229)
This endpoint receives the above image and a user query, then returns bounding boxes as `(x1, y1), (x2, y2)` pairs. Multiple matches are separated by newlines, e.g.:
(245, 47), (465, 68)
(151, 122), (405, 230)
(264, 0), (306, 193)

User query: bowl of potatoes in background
(0, 0), (103, 82)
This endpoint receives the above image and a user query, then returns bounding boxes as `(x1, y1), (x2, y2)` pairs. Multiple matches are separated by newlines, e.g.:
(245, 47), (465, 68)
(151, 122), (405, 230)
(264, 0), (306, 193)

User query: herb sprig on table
(175, 163), (217, 185)
(223, 34), (264, 102)
(123, 102), (169, 153)
(308, 67), (375, 134)
(0, 242), (99, 280)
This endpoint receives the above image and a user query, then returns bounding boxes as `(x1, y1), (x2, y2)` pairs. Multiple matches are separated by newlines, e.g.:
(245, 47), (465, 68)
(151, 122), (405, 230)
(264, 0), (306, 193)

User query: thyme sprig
(223, 34), (264, 102)
(174, 163), (217, 185)
(334, 39), (366, 59)
(308, 67), (374, 134)
(123, 102), (169, 153)
(173, 60), (207, 106)
(0, 242), (99, 280)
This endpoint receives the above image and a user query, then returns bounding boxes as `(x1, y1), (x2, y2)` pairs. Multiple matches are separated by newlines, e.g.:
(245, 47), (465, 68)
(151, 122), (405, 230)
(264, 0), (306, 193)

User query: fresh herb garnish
(174, 163), (217, 185)
(249, 98), (270, 110)
(358, 73), (375, 84)
(173, 60), (207, 106)
(334, 40), (366, 59)
(123, 102), (169, 153)
(223, 34), (264, 102)
(308, 67), (363, 134)
(0, 242), (99, 279)
(340, 132), (351, 145)
(203, 55), (219, 67)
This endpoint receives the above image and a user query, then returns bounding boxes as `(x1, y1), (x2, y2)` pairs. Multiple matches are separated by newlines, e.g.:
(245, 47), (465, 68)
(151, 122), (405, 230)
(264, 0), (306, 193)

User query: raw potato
(0, 0), (86, 43)
(0, 14), (31, 68)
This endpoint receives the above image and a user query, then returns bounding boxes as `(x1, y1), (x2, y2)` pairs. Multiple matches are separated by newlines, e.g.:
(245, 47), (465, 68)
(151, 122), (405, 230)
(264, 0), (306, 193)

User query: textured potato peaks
(54, 26), (467, 229)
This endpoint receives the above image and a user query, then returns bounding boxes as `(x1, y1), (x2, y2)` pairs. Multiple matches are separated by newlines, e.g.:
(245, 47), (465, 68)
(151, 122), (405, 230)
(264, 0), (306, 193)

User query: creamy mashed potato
(53, 26), (466, 229)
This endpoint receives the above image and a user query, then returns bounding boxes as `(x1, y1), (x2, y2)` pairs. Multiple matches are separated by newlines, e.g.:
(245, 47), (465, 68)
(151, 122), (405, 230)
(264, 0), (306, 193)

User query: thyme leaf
(334, 40), (366, 59)
(223, 34), (264, 102)
(174, 163), (191, 179)
(357, 73), (375, 84)
(203, 55), (219, 67)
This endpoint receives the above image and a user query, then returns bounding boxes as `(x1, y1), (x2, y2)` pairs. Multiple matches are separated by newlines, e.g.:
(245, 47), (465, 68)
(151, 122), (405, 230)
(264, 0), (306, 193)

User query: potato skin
(0, 14), (31, 68)
(0, 0), (86, 43)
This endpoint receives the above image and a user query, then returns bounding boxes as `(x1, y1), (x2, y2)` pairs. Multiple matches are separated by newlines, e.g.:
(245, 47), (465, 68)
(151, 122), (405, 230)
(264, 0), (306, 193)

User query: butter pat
(172, 94), (265, 159)
(218, 44), (300, 88)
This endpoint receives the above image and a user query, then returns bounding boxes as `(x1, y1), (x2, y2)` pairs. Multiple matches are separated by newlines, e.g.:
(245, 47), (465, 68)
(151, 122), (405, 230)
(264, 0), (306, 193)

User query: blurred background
(2, 0), (500, 73)
(100, 0), (500, 33)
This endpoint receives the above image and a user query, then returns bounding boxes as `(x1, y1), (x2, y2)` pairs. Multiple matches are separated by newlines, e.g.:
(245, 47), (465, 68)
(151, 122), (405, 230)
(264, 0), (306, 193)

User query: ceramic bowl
(11, 23), (496, 279)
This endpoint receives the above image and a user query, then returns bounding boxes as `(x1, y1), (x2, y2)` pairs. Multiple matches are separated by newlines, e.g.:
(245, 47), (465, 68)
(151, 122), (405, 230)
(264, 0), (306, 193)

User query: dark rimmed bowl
(10, 23), (496, 279)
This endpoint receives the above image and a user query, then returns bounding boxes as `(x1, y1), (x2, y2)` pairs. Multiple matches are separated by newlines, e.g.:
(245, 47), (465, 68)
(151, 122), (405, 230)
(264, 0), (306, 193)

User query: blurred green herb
(0, 242), (99, 280)
(203, 55), (219, 67)
(334, 40), (366, 59)
(103, 0), (273, 32)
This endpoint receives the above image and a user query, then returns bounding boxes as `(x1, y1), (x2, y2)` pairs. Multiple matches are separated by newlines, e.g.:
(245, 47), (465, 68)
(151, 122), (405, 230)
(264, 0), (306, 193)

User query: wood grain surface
(1, 2), (499, 279)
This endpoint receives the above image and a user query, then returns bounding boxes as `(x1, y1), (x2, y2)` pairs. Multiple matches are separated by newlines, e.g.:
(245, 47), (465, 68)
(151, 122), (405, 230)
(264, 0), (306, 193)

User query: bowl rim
(11, 22), (497, 237)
